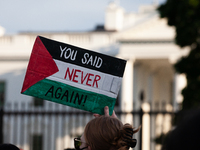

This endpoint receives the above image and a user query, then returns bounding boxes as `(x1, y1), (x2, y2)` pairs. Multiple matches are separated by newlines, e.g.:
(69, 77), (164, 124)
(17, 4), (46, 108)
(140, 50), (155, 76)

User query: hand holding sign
(93, 106), (117, 118)
(21, 36), (126, 115)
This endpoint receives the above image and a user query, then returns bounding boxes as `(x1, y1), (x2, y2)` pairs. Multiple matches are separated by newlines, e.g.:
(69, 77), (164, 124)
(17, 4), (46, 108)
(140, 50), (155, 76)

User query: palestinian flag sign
(21, 36), (126, 115)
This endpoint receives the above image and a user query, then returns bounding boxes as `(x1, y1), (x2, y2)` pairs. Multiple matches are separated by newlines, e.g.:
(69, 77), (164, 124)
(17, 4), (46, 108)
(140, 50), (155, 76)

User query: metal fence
(0, 102), (175, 150)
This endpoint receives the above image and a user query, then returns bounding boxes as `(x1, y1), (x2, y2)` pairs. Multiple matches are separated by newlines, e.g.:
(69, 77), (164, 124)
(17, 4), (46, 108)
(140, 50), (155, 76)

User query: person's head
(0, 143), (20, 150)
(75, 116), (139, 150)
(161, 109), (200, 150)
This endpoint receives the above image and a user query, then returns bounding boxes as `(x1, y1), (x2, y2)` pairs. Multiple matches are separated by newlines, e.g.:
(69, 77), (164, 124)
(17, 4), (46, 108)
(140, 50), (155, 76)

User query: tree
(158, 0), (200, 110)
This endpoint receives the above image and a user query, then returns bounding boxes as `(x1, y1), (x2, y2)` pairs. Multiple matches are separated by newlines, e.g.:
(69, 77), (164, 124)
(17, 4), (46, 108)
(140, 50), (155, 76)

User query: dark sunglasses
(74, 138), (88, 150)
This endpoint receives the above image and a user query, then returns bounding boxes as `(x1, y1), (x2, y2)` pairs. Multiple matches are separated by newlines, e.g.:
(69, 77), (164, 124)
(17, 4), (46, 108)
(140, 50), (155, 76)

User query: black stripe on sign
(38, 36), (126, 77)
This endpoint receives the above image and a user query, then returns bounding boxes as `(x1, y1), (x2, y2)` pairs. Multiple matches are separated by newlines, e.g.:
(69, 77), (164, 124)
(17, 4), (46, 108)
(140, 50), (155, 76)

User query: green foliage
(175, 45), (200, 78)
(174, 45), (200, 109)
(158, 0), (200, 110)
(158, 0), (200, 47)
(181, 80), (200, 109)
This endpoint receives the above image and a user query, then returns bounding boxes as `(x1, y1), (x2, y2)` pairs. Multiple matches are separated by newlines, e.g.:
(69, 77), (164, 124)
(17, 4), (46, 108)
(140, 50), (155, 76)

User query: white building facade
(0, 3), (188, 150)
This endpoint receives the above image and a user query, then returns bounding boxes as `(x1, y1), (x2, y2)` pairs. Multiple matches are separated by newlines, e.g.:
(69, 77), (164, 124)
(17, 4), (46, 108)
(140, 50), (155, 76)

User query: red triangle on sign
(21, 36), (59, 93)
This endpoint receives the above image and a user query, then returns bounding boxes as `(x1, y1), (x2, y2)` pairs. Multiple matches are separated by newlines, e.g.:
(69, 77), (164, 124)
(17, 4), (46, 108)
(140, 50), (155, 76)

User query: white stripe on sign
(46, 59), (122, 98)
(46, 76), (117, 98)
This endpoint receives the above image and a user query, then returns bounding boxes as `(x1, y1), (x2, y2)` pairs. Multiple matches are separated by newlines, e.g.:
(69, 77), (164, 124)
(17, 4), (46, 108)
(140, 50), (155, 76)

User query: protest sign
(21, 36), (126, 115)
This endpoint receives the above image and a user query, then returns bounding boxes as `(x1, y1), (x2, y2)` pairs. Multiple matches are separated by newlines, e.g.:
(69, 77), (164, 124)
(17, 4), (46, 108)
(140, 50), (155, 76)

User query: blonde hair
(84, 116), (139, 150)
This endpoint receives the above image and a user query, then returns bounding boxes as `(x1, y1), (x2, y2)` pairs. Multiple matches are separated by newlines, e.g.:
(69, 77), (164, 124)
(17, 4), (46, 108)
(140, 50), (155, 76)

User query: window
(0, 82), (5, 107)
(33, 97), (44, 107)
(32, 134), (43, 150)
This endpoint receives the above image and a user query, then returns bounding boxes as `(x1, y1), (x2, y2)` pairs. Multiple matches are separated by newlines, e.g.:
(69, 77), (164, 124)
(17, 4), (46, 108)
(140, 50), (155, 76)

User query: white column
(121, 59), (135, 123)
(142, 103), (150, 150)
(173, 73), (186, 111)
(169, 56), (187, 112)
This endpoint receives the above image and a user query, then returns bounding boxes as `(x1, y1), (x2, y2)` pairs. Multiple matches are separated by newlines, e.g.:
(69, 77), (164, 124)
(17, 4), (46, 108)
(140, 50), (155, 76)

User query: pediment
(119, 13), (175, 41)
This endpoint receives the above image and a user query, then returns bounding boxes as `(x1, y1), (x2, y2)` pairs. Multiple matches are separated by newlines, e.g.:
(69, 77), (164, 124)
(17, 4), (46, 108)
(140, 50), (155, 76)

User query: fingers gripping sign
(93, 106), (117, 118)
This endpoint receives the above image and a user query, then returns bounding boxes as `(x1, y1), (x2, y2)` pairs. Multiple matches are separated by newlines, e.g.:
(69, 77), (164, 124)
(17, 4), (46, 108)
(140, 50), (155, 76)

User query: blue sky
(0, 0), (166, 34)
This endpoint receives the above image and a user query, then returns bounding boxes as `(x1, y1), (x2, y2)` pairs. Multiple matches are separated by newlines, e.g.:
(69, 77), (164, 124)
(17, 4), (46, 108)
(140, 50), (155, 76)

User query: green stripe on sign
(22, 78), (116, 115)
